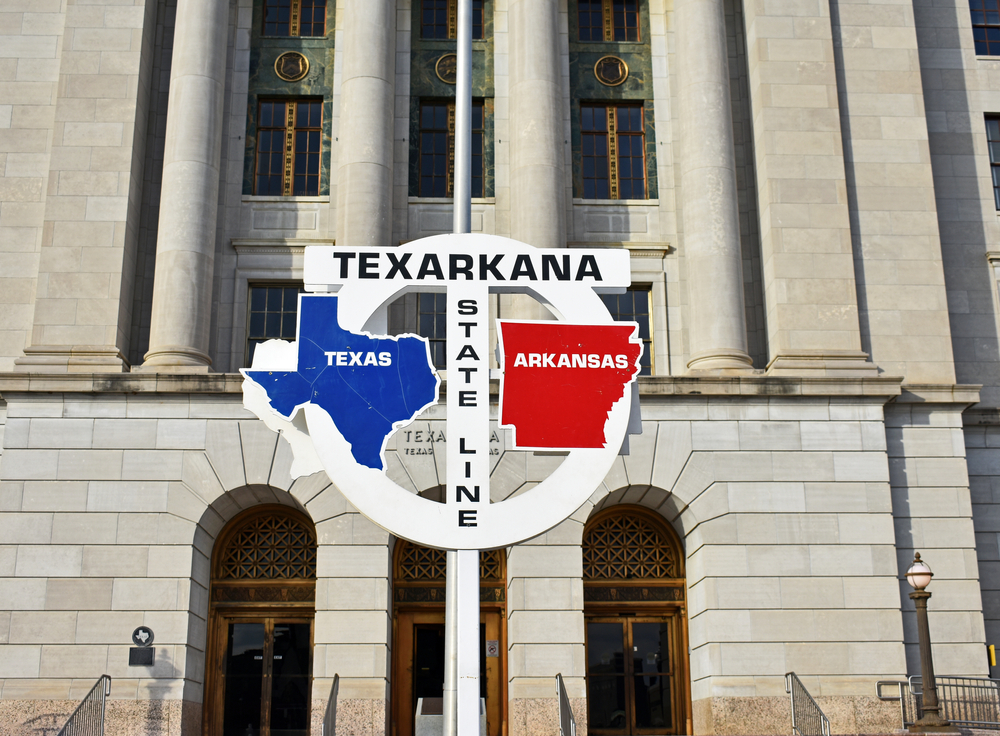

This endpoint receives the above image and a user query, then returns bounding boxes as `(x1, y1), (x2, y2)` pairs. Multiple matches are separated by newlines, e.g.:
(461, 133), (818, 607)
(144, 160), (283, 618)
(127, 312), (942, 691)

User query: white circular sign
(243, 234), (640, 550)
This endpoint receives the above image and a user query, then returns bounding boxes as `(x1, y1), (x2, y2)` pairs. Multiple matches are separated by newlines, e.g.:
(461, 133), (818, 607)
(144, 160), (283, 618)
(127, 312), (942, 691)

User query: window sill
(977, 55), (1000, 61)
(242, 195), (331, 203)
(572, 198), (659, 206)
(408, 197), (496, 204)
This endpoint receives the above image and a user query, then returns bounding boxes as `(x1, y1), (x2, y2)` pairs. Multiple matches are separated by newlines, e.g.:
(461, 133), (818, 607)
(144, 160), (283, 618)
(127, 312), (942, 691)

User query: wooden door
(208, 613), (314, 736)
(393, 610), (505, 736)
(585, 615), (684, 735)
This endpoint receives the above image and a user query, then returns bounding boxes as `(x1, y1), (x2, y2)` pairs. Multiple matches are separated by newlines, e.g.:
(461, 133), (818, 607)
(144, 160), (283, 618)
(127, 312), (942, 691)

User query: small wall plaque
(436, 54), (457, 85)
(485, 640), (499, 658)
(132, 626), (154, 647)
(275, 51), (310, 82)
(129, 647), (155, 666)
(594, 55), (629, 87)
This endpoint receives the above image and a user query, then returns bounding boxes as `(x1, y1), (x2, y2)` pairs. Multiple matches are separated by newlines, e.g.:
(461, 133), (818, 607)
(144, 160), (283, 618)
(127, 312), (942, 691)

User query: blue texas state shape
(244, 295), (439, 470)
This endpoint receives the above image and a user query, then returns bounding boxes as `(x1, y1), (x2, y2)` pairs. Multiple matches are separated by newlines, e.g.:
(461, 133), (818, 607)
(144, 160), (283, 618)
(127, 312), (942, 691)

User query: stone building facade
(0, 0), (999, 734)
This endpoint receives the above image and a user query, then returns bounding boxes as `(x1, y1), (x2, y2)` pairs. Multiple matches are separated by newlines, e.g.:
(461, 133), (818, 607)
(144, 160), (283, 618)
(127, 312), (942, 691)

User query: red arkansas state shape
(498, 321), (642, 449)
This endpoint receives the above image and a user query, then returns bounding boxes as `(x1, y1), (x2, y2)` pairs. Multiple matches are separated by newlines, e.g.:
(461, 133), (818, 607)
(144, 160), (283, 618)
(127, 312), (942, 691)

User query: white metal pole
(456, 548), (481, 735)
(453, 0), (472, 235)
(443, 549), (459, 736)
(445, 2), (481, 735)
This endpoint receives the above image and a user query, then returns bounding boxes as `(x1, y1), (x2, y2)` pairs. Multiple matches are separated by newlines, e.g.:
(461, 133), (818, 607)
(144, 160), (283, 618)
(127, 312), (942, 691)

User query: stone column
(335, 0), (396, 247)
(507, 0), (564, 320)
(676, 0), (752, 371)
(141, 0), (229, 369)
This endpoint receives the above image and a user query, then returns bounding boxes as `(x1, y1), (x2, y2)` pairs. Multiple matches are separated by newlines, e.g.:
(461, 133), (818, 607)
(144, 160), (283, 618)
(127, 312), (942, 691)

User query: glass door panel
(586, 618), (679, 735)
(271, 622), (312, 736)
(219, 618), (312, 736)
(224, 622), (266, 736)
(631, 621), (671, 730)
(586, 621), (628, 731)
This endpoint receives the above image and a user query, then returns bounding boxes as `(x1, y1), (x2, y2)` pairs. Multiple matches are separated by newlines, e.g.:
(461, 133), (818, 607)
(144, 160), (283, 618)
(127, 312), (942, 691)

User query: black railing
(555, 673), (576, 736)
(57, 675), (111, 736)
(785, 672), (830, 736)
(877, 676), (1000, 729)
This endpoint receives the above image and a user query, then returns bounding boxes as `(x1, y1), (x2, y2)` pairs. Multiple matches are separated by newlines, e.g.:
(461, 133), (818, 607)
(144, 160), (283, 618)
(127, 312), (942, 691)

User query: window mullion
(607, 106), (619, 199)
(602, 0), (614, 41)
(448, 0), (458, 39)
(447, 102), (456, 199)
(290, 0), (301, 36)
(282, 102), (296, 197)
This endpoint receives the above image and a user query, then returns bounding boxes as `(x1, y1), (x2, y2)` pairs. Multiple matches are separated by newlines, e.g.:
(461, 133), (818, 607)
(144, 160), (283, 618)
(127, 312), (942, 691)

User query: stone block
(0, 645), (41, 677)
(8, 611), (77, 645)
(81, 545), (149, 577)
(51, 512), (117, 544)
(45, 578), (112, 611)
(57, 449), (122, 481)
(508, 611), (583, 644)
(92, 418), (157, 449)
(21, 481), (89, 512)
(315, 611), (389, 645)
(87, 480), (168, 512)
(15, 544), (83, 577)
(317, 545), (389, 579)
(0, 512), (52, 542)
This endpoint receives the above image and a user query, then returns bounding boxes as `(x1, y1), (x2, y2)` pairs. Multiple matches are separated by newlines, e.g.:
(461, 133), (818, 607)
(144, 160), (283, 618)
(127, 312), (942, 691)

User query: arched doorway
(204, 505), (318, 736)
(391, 541), (507, 736)
(583, 506), (690, 735)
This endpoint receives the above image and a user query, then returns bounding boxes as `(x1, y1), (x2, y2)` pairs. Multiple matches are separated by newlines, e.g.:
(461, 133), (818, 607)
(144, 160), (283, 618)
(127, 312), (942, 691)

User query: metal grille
(396, 542), (504, 581)
(786, 672), (830, 736)
(878, 676), (1000, 729)
(220, 514), (317, 580)
(57, 675), (111, 736)
(556, 673), (577, 736)
(583, 512), (678, 580)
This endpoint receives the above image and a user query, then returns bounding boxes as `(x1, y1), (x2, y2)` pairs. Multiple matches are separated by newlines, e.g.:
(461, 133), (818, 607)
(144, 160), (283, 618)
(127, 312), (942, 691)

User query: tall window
(419, 100), (484, 198)
(601, 287), (652, 375)
(578, 0), (639, 41)
(421, 0), (484, 39)
(972, 0), (1000, 54)
(263, 0), (327, 36)
(255, 100), (322, 196)
(581, 104), (646, 200)
(246, 285), (303, 365)
(988, 117), (1000, 208)
(418, 293), (447, 369)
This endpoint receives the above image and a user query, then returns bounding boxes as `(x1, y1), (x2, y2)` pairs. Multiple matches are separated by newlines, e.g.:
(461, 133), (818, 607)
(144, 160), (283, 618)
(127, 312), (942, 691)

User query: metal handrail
(556, 673), (576, 736)
(57, 675), (111, 736)
(877, 676), (1000, 729)
(323, 673), (340, 736)
(785, 672), (831, 736)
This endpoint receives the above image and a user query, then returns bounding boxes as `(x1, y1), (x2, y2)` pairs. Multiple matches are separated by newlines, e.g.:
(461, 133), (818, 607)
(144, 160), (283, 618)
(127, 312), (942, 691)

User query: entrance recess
(392, 541), (507, 736)
(206, 506), (318, 736)
(583, 506), (690, 735)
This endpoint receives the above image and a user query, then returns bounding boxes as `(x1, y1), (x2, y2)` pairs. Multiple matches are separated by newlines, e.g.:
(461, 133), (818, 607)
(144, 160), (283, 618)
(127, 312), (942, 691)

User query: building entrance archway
(583, 506), (691, 735)
(391, 540), (507, 736)
(204, 505), (318, 736)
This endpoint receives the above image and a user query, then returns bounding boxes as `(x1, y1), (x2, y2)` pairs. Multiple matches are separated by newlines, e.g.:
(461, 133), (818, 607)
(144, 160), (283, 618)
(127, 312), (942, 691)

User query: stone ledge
(893, 384), (982, 406)
(0, 372), (909, 399)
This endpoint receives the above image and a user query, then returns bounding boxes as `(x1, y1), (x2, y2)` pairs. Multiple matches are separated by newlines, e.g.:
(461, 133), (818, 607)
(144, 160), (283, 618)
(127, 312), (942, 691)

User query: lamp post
(905, 553), (958, 732)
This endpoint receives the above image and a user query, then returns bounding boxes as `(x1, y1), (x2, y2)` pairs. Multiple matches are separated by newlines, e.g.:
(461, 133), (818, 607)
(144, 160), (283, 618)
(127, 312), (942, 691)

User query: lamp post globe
(906, 553), (957, 733)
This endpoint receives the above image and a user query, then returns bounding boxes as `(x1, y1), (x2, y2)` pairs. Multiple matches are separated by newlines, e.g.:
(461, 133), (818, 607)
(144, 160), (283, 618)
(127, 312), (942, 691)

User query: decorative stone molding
(14, 345), (129, 374)
(765, 349), (879, 377)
